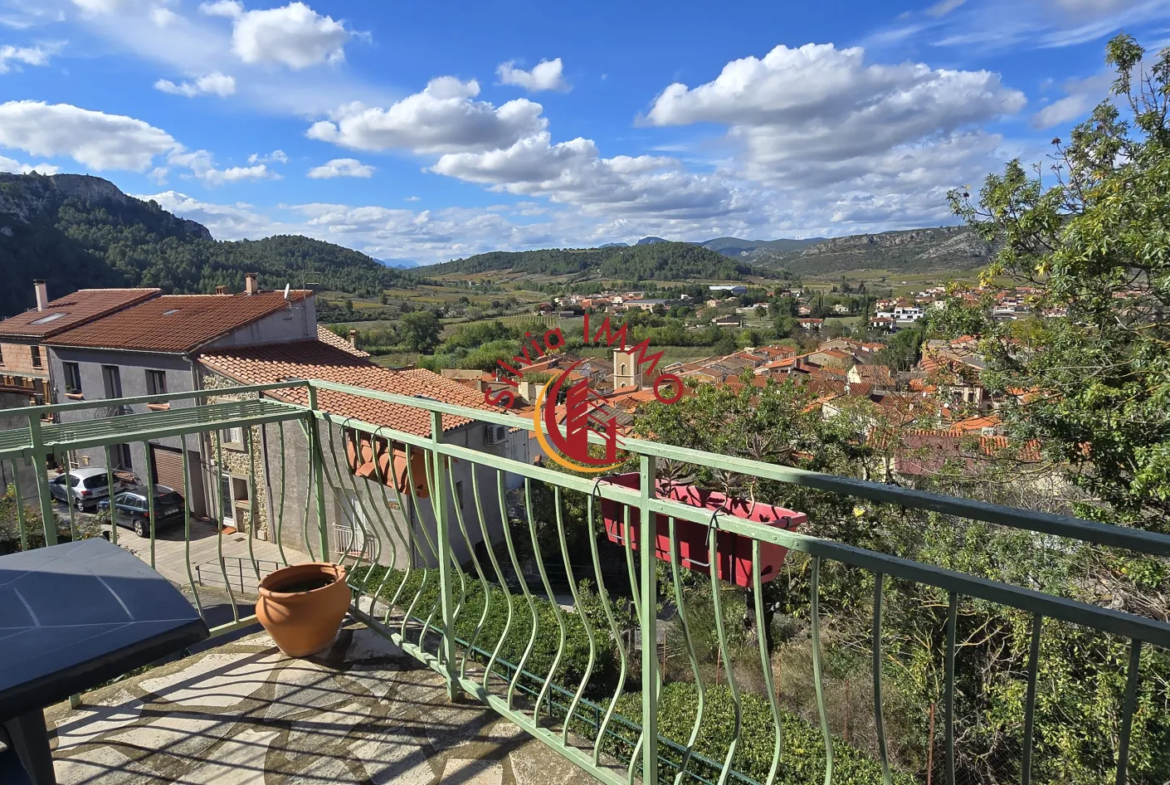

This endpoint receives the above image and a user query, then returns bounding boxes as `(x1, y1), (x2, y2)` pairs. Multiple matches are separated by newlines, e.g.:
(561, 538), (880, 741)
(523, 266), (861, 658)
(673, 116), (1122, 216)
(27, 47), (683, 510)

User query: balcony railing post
(639, 454), (658, 785)
(305, 384), (330, 560)
(27, 412), (56, 546)
(431, 410), (459, 701)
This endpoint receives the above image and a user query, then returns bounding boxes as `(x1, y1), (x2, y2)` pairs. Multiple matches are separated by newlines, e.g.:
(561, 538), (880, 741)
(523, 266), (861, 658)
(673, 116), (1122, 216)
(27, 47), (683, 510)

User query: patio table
(0, 537), (208, 784)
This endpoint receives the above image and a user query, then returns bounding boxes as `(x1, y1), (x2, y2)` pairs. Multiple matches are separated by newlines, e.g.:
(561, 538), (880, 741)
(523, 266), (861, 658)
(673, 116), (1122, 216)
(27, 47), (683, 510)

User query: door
(151, 445), (186, 495)
(338, 493), (368, 560)
(219, 474), (235, 528)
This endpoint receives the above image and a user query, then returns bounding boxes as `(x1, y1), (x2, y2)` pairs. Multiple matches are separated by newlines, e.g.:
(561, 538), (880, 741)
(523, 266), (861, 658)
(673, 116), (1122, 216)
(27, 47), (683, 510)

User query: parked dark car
(48, 467), (130, 511)
(98, 487), (186, 538)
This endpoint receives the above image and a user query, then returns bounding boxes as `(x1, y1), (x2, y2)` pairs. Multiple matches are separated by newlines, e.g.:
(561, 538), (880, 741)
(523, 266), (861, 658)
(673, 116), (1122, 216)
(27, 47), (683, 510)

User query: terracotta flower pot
(256, 563), (351, 657)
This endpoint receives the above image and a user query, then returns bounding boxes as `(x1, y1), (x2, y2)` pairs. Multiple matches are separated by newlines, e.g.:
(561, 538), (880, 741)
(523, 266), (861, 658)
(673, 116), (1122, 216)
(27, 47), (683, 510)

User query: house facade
(0, 281), (158, 408)
(198, 339), (522, 566)
(43, 276), (316, 517)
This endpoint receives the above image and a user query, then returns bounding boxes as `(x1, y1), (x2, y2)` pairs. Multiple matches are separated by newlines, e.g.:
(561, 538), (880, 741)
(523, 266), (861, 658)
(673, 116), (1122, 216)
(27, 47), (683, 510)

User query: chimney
(215, 285), (229, 295)
(245, 272), (258, 295)
(348, 329), (358, 348)
(33, 280), (48, 312)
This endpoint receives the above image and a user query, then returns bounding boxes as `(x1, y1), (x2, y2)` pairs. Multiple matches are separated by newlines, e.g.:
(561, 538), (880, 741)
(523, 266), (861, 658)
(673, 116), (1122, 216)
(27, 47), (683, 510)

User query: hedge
(600, 683), (915, 785)
(357, 565), (911, 785)
(356, 565), (621, 698)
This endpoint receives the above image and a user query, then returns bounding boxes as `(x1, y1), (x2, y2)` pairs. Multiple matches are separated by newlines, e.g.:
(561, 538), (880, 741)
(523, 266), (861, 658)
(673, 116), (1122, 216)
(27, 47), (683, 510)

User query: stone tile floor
(32, 620), (596, 785)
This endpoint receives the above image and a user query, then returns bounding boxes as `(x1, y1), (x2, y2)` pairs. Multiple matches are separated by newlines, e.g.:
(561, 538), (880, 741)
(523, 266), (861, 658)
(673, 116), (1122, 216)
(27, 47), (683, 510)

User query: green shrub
(357, 565), (910, 784)
(356, 565), (621, 699)
(600, 683), (915, 785)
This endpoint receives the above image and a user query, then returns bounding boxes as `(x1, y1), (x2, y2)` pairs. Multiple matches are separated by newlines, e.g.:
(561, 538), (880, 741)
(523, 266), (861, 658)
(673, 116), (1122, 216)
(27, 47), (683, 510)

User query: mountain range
(701, 227), (993, 275)
(0, 171), (994, 319)
(425, 227), (992, 279)
(424, 243), (765, 281)
(0, 172), (410, 316)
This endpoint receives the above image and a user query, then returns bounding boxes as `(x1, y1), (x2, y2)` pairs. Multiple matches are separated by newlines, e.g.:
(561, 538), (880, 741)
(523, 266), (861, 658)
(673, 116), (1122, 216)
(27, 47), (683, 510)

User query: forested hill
(0, 172), (409, 317)
(734, 226), (993, 274)
(424, 242), (764, 280)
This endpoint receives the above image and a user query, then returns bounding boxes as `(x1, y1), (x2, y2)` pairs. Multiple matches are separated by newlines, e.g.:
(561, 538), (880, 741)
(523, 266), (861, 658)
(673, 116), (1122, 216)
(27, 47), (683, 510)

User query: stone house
(198, 339), (525, 567)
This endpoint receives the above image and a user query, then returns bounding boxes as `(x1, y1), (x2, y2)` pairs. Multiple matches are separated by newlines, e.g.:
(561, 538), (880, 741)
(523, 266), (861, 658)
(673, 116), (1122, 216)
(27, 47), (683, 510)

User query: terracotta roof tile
(199, 340), (494, 437)
(46, 291), (311, 353)
(316, 325), (370, 357)
(0, 288), (160, 339)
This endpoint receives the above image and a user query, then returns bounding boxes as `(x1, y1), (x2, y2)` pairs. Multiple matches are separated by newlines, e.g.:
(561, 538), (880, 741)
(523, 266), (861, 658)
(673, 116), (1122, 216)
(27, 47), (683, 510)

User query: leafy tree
(950, 33), (1170, 530)
(398, 310), (442, 354)
(875, 324), (924, 371)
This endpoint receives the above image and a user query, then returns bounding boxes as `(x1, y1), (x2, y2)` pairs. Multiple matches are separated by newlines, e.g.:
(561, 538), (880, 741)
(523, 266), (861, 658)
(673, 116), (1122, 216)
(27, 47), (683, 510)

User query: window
(0, 344), (4, 365)
(30, 312), (66, 325)
(111, 444), (132, 470)
(221, 427), (245, 450)
(30, 346), (41, 369)
(145, 370), (167, 396)
(101, 365), (122, 398)
(63, 362), (82, 394)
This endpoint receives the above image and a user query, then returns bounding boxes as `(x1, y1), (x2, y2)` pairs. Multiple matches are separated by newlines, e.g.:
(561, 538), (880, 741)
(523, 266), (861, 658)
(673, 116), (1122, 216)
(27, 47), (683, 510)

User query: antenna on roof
(283, 283), (291, 300)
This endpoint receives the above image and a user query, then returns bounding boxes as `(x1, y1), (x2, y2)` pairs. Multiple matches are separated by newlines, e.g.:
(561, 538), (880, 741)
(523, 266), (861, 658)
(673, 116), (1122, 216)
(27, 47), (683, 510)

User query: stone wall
(201, 372), (272, 540)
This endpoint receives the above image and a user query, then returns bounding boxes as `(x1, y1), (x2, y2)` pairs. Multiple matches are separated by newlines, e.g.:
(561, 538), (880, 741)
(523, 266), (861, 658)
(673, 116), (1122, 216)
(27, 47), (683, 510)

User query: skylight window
(31, 313), (66, 325)
(162, 309), (181, 316)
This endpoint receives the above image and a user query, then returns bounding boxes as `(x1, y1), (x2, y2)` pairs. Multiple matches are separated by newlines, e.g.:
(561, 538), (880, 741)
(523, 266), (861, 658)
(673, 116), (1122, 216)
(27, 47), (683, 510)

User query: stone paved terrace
(106, 517), (311, 597)
(24, 621), (596, 785)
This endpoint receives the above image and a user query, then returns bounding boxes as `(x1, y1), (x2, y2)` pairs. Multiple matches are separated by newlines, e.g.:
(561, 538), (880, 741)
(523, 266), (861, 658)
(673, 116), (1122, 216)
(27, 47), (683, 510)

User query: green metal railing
(2, 378), (1169, 785)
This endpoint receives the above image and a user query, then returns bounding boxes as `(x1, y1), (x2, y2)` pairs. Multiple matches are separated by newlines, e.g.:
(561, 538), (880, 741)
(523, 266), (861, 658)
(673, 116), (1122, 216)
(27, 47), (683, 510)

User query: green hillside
(701, 236), (823, 256)
(0, 172), (410, 317)
(747, 226), (992, 275)
(425, 241), (765, 280)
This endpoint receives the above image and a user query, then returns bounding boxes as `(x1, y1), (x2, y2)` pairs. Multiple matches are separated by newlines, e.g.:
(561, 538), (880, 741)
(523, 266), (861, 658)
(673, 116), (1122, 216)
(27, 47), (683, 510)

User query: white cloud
(167, 147), (281, 184)
(644, 43), (1024, 199)
(248, 149), (288, 164)
(307, 157), (375, 178)
(141, 190), (281, 237)
(1033, 94), (1093, 129)
(1031, 71), (1112, 128)
(404, 195), (420, 202)
(150, 6), (180, 27)
(307, 77), (546, 154)
(72, 0), (125, 14)
(142, 191), (559, 261)
(154, 71), (237, 97)
(0, 100), (175, 170)
(926, 0), (966, 16)
(198, 0), (243, 19)
(877, 0), (1170, 53)
(432, 132), (740, 219)
(231, 1), (350, 69)
(497, 58), (570, 92)
(0, 154), (59, 174)
(0, 43), (61, 73)
(64, 0), (392, 117)
(206, 164), (279, 184)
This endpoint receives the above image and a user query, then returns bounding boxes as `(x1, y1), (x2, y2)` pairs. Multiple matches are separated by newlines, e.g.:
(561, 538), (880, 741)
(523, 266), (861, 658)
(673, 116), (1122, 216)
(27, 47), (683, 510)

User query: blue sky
(0, 0), (1165, 264)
